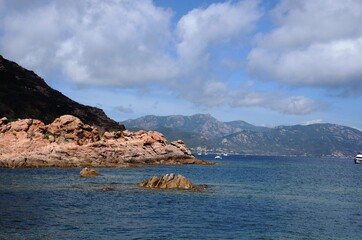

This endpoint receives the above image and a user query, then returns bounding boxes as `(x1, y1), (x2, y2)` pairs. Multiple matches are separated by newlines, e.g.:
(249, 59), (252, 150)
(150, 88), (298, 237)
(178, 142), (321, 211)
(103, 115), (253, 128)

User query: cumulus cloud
(248, 39), (362, 87)
(229, 89), (324, 115)
(171, 0), (266, 107)
(180, 80), (230, 107)
(271, 96), (325, 115)
(247, 0), (362, 94)
(1, 0), (262, 88)
(0, 0), (326, 116)
(176, 0), (261, 68)
(1, 0), (177, 85)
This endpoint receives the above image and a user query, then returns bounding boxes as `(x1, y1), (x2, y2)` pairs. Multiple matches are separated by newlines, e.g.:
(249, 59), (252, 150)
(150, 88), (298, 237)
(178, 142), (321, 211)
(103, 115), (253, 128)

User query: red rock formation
(0, 115), (213, 168)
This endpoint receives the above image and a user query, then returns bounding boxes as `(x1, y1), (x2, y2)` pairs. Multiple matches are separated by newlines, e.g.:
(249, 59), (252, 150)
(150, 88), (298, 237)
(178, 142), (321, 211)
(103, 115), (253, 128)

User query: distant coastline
(122, 114), (362, 158)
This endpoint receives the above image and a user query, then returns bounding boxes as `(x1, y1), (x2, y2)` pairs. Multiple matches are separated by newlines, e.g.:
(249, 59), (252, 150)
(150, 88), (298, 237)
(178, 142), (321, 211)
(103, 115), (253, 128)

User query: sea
(1, 155), (362, 240)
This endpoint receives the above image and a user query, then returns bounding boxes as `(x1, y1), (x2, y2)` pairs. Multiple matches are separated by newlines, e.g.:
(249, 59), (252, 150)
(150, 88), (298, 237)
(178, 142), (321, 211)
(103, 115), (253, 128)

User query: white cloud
(302, 119), (325, 125)
(171, 0), (269, 108)
(260, 0), (362, 49)
(1, 3), (60, 71)
(248, 38), (362, 87)
(1, 0), (260, 88)
(0, 0), (325, 116)
(248, 0), (362, 94)
(271, 96), (324, 115)
(229, 89), (324, 115)
(176, 0), (261, 68)
(1, 0), (177, 85)
(180, 80), (230, 106)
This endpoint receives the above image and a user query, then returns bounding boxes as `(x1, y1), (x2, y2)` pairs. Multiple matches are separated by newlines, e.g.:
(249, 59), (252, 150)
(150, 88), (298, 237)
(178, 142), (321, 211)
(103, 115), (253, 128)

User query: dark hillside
(0, 55), (123, 131)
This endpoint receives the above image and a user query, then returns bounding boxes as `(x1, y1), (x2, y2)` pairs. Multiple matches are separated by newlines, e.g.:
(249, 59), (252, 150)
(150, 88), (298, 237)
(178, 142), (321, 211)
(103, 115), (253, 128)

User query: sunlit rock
(138, 173), (206, 192)
(80, 167), (99, 177)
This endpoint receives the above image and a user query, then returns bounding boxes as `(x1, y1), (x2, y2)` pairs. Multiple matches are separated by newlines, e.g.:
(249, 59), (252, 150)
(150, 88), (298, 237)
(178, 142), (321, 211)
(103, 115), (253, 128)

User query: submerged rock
(80, 167), (100, 177)
(138, 173), (206, 192)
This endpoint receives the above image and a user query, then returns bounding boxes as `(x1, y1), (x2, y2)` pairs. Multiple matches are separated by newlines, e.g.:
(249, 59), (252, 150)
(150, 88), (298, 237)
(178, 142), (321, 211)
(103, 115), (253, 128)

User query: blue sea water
(1, 155), (362, 240)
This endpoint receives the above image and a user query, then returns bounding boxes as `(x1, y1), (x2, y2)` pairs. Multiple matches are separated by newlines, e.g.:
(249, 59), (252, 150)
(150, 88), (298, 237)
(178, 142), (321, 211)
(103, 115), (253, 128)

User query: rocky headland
(0, 115), (213, 168)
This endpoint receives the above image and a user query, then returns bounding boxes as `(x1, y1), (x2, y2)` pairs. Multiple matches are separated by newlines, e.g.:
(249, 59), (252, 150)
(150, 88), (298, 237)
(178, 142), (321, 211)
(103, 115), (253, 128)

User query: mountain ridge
(121, 114), (362, 157)
(122, 113), (267, 139)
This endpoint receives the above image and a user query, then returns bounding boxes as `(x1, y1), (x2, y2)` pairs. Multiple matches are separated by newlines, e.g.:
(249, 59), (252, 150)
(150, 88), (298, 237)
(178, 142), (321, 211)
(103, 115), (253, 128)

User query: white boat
(354, 152), (362, 164)
(222, 153), (228, 157)
(214, 155), (222, 159)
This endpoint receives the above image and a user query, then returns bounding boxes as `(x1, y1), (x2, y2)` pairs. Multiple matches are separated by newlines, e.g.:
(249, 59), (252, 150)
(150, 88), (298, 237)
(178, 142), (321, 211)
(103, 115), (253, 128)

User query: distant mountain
(121, 114), (362, 157)
(0, 55), (123, 131)
(220, 124), (362, 157)
(122, 113), (266, 139)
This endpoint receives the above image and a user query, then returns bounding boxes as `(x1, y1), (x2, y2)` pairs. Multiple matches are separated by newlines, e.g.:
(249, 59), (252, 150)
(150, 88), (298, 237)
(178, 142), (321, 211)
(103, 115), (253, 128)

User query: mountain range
(2, 54), (361, 158)
(121, 114), (362, 157)
(0, 55), (123, 131)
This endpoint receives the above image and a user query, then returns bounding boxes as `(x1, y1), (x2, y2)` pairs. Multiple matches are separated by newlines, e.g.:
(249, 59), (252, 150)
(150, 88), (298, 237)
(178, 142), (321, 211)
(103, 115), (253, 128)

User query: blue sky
(0, 0), (361, 129)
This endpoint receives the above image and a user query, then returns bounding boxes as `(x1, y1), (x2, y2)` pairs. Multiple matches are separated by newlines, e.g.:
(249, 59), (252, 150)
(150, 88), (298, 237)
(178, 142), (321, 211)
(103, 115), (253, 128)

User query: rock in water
(138, 173), (201, 191)
(101, 187), (114, 191)
(80, 167), (99, 177)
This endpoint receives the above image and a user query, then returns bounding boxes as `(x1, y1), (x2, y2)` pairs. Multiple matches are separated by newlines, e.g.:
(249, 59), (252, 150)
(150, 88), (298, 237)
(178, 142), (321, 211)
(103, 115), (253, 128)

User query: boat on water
(354, 152), (362, 164)
(215, 155), (222, 159)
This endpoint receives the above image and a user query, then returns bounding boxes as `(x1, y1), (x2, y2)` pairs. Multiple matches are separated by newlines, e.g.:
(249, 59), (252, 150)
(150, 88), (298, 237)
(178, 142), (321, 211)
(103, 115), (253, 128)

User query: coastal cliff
(0, 115), (211, 168)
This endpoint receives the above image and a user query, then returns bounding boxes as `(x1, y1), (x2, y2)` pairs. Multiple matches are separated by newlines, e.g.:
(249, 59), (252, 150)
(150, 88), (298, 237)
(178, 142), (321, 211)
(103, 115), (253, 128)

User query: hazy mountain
(121, 114), (362, 157)
(0, 55), (124, 131)
(220, 124), (362, 157)
(122, 114), (266, 139)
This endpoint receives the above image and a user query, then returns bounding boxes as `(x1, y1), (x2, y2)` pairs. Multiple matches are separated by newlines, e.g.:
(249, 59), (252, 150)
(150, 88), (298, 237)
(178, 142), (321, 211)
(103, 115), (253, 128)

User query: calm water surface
(1, 155), (362, 239)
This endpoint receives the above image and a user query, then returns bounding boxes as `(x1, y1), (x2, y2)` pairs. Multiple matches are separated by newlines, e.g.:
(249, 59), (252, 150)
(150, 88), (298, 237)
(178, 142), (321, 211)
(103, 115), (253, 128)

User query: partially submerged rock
(138, 173), (206, 192)
(80, 167), (100, 177)
(101, 187), (114, 192)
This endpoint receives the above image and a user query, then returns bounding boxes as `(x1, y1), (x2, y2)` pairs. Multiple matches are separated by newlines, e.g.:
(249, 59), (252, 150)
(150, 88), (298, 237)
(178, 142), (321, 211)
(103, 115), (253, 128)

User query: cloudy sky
(1, 0), (361, 129)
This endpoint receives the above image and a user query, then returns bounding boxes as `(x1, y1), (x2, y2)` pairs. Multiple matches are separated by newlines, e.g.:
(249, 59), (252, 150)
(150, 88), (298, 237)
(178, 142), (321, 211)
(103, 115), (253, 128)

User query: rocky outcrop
(0, 115), (213, 168)
(80, 167), (100, 177)
(138, 173), (206, 192)
(0, 55), (123, 131)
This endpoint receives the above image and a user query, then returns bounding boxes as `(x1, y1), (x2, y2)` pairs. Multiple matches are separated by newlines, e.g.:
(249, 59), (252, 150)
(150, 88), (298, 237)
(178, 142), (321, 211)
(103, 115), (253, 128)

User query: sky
(0, 0), (361, 129)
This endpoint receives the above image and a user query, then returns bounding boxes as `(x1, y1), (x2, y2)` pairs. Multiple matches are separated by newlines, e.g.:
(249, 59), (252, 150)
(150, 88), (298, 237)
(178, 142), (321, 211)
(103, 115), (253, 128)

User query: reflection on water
(1, 155), (362, 239)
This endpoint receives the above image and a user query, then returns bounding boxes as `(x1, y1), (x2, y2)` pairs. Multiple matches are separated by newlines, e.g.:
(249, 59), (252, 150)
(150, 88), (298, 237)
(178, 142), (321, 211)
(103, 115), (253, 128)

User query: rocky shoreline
(0, 115), (213, 168)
